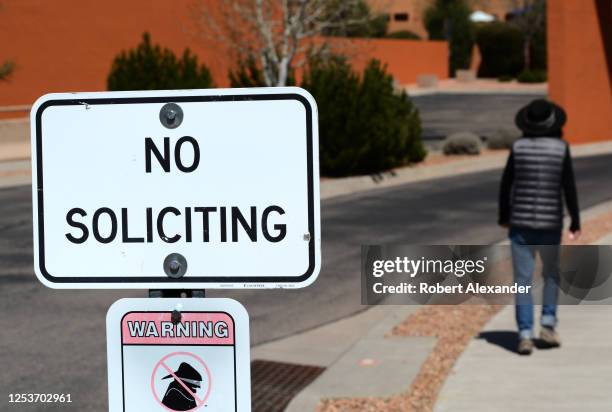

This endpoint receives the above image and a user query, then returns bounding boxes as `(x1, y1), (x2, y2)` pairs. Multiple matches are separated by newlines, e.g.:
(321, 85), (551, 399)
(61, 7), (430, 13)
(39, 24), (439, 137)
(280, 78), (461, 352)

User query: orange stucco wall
(0, 0), (447, 113)
(548, 0), (612, 143)
(328, 37), (448, 86)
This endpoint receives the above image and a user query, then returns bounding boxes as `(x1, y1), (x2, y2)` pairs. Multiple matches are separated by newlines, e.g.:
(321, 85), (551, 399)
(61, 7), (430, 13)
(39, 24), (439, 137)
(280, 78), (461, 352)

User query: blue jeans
(509, 227), (562, 339)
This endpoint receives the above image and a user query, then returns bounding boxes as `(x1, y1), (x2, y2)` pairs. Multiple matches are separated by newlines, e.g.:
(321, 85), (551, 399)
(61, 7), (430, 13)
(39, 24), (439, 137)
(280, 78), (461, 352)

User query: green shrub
(229, 55), (266, 87)
(486, 129), (520, 150)
(497, 75), (514, 82)
(443, 132), (481, 155)
(476, 22), (524, 78)
(386, 30), (421, 40)
(530, 23), (547, 71)
(424, 0), (475, 76)
(367, 13), (391, 38)
(108, 32), (214, 91)
(321, 0), (389, 38)
(228, 54), (296, 88)
(301, 56), (425, 176)
(517, 69), (547, 83)
(508, 2), (547, 72)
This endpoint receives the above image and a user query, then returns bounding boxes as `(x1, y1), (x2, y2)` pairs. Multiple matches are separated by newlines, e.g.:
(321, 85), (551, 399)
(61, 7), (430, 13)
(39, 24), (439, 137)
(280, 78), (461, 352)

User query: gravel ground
(316, 305), (501, 412)
(561, 208), (612, 245)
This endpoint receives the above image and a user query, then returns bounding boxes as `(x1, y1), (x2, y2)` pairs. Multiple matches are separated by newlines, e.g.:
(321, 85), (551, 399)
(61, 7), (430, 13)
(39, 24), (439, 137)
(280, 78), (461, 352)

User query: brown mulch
(561, 208), (612, 245)
(417, 149), (507, 167)
(317, 305), (502, 412)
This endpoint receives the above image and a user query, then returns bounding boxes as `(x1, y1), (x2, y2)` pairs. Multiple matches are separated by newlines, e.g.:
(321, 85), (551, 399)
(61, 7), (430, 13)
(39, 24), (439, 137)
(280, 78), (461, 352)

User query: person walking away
(498, 99), (581, 355)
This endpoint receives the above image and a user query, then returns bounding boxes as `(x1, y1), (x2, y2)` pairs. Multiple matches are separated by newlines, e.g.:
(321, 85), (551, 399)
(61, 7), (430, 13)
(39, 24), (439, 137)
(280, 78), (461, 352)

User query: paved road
(1, 153), (611, 411)
(412, 93), (546, 141)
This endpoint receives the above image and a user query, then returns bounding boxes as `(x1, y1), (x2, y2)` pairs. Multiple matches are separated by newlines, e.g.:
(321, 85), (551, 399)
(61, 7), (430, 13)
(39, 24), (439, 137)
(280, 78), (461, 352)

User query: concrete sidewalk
(0, 160), (31, 188)
(435, 305), (612, 412)
(251, 306), (435, 412)
(0, 118), (29, 162)
(435, 224), (612, 412)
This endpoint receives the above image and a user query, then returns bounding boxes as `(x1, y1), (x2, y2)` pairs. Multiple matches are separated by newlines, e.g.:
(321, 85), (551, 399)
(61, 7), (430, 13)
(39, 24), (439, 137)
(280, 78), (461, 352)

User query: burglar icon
(161, 362), (203, 411)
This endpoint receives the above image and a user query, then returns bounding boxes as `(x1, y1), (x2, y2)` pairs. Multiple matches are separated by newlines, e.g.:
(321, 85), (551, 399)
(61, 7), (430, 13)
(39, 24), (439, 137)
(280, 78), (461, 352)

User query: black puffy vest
(510, 137), (567, 230)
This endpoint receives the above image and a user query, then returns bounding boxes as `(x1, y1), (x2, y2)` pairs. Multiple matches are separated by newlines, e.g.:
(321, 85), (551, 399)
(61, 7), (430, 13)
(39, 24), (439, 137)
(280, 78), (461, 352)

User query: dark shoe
(517, 338), (534, 355)
(540, 327), (561, 348)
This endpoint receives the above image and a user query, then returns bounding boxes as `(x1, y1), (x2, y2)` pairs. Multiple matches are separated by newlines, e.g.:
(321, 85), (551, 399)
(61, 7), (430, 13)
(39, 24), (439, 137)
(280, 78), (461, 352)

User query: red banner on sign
(122, 312), (234, 345)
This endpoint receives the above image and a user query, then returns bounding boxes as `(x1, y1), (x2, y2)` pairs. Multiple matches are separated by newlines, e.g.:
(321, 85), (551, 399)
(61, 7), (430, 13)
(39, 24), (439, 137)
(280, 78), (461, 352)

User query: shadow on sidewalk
(477, 331), (519, 354)
(477, 330), (560, 354)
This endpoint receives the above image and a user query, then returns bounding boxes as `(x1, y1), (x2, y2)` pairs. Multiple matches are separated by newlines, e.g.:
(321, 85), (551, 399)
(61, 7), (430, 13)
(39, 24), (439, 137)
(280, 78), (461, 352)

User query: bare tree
(510, 0), (546, 71)
(195, 0), (383, 87)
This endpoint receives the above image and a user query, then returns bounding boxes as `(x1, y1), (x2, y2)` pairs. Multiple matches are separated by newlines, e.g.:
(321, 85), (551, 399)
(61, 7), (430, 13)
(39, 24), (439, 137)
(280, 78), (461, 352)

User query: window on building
(394, 12), (409, 22)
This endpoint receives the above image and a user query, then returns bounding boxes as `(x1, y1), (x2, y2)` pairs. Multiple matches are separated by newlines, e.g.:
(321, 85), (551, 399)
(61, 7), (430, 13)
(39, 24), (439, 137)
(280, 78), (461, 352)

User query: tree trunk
(277, 58), (289, 87)
(260, 55), (276, 87)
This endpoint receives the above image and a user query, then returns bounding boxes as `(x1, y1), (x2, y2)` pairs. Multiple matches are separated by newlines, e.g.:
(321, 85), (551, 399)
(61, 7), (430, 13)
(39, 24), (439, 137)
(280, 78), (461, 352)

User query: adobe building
(368, 0), (515, 38)
(547, 0), (612, 143)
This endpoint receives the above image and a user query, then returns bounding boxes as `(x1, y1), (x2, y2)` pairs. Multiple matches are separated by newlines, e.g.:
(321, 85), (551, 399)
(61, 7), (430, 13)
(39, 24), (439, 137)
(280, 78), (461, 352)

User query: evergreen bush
(229, 54), (294, 88)
(476, 22), (524, 78)
(321, 0), (389, 38)
(424, 0), (475, 76)
(517, 69), (547, 83)
(107, 33), (214, 91)
(301, 56), (425, 176)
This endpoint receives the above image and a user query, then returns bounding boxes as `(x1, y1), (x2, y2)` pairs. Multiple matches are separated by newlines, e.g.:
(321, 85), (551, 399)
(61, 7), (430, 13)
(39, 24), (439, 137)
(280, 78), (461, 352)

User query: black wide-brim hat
(515, 99), (567, 135)
(162, 362), (202, 384)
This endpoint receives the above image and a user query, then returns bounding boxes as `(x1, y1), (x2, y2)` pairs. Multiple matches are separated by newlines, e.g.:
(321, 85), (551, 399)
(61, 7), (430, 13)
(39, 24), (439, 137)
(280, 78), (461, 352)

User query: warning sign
(107, 298), (250, 412)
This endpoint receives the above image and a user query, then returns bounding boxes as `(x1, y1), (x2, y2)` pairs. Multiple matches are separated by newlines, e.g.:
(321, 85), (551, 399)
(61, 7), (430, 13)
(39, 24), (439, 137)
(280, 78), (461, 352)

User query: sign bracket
(148, 289), (206, 298)
(148, 290), (206, 324)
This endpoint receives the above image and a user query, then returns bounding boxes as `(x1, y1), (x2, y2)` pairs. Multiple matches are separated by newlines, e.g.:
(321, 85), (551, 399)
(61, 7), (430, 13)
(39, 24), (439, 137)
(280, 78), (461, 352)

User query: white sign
(31, 88), (320, 289)
(107, 298), (250, 412)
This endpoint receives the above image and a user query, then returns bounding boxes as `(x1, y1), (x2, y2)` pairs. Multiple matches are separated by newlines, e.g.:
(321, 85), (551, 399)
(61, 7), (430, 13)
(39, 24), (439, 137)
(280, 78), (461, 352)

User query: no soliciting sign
(107, 298), (250, 412)
(31, 87), (320, 289)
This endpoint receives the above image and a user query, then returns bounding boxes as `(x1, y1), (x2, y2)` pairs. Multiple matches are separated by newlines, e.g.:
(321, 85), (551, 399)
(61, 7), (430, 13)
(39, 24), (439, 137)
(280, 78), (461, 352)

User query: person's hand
(568, 230), (581, 241)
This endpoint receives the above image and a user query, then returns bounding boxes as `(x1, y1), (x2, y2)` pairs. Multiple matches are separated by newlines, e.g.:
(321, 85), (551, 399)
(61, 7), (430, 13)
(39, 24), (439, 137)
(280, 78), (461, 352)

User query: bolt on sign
(30, 88), (320, 289)
(107, 298), (250, 412)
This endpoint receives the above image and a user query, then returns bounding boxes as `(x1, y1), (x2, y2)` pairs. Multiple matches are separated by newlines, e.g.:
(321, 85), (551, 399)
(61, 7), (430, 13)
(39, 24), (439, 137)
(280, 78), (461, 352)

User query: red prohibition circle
(150, 351), (213, 412)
